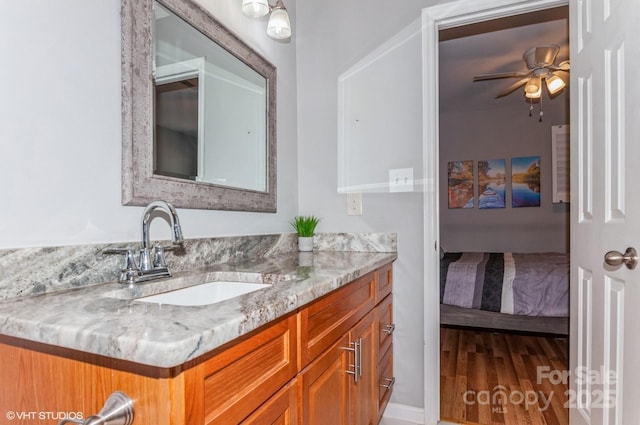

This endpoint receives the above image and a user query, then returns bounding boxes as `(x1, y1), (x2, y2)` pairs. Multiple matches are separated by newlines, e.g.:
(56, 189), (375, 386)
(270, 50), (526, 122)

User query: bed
(440, 252), (569, 335)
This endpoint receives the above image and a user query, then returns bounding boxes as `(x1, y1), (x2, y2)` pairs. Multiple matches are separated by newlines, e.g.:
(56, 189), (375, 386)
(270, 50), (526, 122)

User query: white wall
(0, 0), (297, 249)
(296, 0), (449, 410)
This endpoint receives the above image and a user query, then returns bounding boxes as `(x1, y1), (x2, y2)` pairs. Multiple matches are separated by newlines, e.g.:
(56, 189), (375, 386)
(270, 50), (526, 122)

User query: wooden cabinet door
(298, 333), (351, 425)
(241, 379), (298, 425)
(350, 310), (376, 425)
(0, 336), (177, 425)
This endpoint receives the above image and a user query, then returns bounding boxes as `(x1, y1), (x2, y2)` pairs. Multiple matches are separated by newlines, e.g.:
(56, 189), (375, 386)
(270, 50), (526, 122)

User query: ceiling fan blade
(550, 60), (571, 71)
(473, 71), (529, 81)
(495, 78), (530, 98)
(534, 45), (560, 67)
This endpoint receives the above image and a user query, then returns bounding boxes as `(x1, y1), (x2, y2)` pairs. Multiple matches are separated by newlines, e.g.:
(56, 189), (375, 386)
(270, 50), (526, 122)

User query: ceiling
(438, 7), (569, 111)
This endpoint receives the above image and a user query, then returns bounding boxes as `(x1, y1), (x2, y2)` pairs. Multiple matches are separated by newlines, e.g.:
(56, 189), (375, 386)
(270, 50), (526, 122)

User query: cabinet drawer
(185, 314), (298, 425)
(375, 263), (393, 303)
(298, 271), (376, 368)
(241, 379), (298, 425)
(377, 343), (394, 422)
(376, 294), (394, 360)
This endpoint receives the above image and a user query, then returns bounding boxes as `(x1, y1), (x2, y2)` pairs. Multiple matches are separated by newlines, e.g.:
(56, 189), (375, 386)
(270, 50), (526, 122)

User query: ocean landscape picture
(447, 160), (474, 209)
(478, 159), (506, 209)
(511, 156), (541, 207)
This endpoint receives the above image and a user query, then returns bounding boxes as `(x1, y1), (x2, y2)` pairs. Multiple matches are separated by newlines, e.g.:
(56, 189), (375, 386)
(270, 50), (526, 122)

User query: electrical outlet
(347, 192), (362, 215)
(389, 168), (414, 192)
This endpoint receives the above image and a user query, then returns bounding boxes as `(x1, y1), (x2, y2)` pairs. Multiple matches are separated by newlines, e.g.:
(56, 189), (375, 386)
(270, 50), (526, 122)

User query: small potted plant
(290, 215), (320, 252)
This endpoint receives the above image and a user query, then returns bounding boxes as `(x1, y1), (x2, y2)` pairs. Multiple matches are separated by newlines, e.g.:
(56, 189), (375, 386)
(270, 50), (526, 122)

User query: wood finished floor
(440, 327), (569, 425)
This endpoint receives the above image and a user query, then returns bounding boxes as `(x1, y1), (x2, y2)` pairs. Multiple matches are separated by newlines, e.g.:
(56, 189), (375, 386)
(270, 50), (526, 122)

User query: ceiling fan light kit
(546, 73), (566, 94)
(524, 76), (542, 95)
(473, 45), (570, 122)
(525, 86), (542, 99)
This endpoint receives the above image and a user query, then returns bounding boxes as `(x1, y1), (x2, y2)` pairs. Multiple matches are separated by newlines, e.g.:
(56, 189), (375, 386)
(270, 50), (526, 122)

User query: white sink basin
(135, 281), (271, 306)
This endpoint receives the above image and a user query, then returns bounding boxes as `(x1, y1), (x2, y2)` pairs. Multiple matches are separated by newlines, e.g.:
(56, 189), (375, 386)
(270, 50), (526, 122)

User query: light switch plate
(389, 168), (414, 192)
(347, 192), (362, 215)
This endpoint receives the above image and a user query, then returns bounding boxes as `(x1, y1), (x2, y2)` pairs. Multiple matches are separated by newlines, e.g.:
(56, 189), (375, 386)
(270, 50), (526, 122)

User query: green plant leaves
(290, 215), (320, 237)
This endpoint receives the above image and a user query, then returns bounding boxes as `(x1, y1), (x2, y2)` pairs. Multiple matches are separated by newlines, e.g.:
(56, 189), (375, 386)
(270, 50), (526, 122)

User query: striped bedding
(440, 252), (569, 317)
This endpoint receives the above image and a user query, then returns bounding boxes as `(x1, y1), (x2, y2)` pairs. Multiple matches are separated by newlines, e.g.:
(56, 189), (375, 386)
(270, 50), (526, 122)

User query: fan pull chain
(529, 99), (534, 117)
(539, 93), (544, 122)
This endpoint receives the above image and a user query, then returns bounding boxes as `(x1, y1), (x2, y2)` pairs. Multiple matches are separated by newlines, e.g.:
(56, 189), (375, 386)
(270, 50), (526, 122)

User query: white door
(570, 0), (640, 424)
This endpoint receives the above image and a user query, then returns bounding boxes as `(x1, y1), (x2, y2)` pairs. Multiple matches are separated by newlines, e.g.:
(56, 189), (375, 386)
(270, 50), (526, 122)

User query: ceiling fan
(473, 45), (570, 99)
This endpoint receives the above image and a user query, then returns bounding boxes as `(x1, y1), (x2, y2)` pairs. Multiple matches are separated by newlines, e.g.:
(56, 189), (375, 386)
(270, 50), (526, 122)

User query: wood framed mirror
(121, 0), (277, 212)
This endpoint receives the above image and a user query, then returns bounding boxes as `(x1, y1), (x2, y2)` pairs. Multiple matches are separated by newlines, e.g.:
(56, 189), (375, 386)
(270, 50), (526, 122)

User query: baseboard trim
(382, 402), (425, 424)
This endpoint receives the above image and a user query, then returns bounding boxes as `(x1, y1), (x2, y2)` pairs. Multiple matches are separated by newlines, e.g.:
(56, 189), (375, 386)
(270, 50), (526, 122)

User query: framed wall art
(511, 156), (541, 207)
(478, 159), (506, 209)
(447, 160), (474, 209)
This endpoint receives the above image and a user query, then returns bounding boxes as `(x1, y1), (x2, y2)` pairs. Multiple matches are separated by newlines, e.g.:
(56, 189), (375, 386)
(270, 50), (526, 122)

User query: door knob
(604, 247), (638, 270)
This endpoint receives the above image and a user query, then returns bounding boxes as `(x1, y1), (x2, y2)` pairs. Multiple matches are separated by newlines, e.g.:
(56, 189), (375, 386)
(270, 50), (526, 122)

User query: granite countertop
(0, 250), (396, 369)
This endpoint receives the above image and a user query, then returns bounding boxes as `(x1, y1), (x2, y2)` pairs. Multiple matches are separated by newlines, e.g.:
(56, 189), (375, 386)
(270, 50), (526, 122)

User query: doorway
(420, 1), (570, 424)
(437, 7), (570, 425)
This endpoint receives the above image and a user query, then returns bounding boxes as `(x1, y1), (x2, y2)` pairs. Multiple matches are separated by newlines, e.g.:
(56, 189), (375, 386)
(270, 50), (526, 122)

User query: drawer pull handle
(356, 337), (363, 379)
(341, 338), (363, 383)
(380, 377), (396, 390)
(382, 324), (396, 335)
(341, 342), (358, 382)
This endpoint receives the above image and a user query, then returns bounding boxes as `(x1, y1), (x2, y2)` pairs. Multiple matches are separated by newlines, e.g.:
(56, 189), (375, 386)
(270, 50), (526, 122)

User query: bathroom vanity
(0, 237), (395, 425)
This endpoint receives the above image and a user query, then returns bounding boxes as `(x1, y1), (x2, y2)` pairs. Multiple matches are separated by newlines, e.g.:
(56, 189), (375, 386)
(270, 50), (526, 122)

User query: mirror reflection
(153, 2), (267, 192)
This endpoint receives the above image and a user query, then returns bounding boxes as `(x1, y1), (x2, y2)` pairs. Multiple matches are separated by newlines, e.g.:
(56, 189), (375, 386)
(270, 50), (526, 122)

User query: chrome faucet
(139, 200), (184, 273)
(105, 200), (184, 284)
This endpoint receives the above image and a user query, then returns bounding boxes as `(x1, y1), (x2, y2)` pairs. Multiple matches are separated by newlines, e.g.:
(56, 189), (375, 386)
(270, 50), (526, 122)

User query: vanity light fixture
(242, 0), (292, 40)
(242, 0), (270, 18)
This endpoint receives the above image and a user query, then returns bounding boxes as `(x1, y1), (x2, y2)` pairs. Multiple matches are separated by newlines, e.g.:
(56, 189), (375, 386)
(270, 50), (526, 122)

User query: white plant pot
(298, 236), (314, 252)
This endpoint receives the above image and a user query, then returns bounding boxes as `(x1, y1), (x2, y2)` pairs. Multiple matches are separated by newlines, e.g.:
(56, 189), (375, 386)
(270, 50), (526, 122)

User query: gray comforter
(440, 252), (569, 317)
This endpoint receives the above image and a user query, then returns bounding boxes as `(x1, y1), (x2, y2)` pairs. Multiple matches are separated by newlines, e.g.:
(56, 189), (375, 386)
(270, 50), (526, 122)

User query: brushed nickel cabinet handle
(381, 324), (396, 335)
(380, 377), (396, 390)
(341, 342), (358, 382)
(357, 337), (363, 378)
(58, 391), (134, 425)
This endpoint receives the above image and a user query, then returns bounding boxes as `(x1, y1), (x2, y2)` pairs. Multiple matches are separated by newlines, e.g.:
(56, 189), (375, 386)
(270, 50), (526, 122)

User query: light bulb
(546, 74), (566, 95)
(267, 7), (291, 39)
(525, 86), (542, 99)
(242, 0), (270, 18)
(524, 76), (541, 95)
